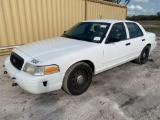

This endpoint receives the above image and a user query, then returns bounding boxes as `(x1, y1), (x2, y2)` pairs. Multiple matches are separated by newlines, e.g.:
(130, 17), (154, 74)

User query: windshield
(61, 22), (110, 43)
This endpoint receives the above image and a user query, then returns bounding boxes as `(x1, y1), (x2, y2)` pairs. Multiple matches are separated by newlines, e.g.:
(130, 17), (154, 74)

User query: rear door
(125, 22), (146, 60)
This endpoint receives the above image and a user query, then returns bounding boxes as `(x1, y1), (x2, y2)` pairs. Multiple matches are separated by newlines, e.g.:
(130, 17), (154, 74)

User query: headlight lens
(23, 63), (59, 76)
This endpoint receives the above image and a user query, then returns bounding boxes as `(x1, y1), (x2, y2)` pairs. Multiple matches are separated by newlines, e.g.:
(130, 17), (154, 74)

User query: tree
(157, 12), (160, 20)
(103, 0), (130, 5)
(124, 0), (130, 5)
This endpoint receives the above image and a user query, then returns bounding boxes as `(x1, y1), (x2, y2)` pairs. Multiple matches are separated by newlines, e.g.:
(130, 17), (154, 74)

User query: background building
(0, 0), (127, 54)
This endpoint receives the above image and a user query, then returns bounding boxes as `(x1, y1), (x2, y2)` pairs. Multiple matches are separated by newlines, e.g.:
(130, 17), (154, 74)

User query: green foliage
(127, 12), (160, 21)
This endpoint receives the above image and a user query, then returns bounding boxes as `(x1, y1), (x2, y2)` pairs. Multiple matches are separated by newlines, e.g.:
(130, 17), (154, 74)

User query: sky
(123, 0), (160, 16)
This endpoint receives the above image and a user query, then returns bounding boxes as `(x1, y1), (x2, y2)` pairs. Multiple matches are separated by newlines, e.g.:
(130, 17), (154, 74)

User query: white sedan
(5, 19), (157, 95)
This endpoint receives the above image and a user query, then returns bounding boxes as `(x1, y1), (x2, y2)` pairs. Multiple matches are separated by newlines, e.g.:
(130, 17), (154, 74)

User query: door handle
(126, 43), (131, 46)
(142, 39), (145, 41)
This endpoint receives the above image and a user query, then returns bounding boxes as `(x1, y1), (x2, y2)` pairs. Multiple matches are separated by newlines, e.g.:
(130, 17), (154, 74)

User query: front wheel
(135, 46), (150, 64)
(63, 62), (93, 95)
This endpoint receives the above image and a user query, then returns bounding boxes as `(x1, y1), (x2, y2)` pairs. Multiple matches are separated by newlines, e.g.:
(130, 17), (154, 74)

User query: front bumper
(5, 57), (64, 94)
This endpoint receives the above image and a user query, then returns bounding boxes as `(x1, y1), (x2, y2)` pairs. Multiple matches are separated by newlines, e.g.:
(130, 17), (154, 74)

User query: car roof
(83, 19), (133, 24)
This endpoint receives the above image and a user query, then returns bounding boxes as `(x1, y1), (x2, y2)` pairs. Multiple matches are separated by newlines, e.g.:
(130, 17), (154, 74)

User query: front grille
(10, 52), (24, 70)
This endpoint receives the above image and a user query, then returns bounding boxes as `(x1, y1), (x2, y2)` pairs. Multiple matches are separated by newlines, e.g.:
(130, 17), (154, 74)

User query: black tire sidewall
(140, 46), (150, 64)
(67, 64), (92, 95)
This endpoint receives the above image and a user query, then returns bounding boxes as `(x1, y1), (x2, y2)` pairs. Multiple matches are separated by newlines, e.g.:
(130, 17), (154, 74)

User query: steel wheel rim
(72, 69), (88, 90)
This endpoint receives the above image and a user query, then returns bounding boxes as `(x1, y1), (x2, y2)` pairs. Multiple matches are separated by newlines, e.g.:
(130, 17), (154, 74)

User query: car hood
(16, 37), (95, 62)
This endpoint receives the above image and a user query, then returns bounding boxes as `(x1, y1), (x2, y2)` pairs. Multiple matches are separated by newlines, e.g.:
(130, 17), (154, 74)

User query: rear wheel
(135, 46), (150, 64)
(63, 62), (93, 95)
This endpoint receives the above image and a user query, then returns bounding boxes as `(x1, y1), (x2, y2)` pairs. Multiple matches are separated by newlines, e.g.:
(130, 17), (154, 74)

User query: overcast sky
(125, 0), (160, 16)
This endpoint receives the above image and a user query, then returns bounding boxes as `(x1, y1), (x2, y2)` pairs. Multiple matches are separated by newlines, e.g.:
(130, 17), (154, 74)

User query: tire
(134, 46), (150, 64)
(62, 62), (93, 95)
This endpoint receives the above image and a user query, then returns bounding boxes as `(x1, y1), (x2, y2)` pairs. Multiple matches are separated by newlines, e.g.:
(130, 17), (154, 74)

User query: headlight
(23, 63), (60, 76)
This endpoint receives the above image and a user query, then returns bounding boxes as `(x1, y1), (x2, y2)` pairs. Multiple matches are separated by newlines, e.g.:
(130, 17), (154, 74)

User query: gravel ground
(0, 37), (160, 120)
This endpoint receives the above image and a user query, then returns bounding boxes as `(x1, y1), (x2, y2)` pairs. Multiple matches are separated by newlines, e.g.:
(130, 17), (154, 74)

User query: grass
(135, 21), (160, 36)
(137, 21), (160, 25)
(143, 26), (160, 36)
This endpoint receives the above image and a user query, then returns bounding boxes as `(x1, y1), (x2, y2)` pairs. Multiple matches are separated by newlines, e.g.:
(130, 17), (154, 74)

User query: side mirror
(108, 36), (120, 43)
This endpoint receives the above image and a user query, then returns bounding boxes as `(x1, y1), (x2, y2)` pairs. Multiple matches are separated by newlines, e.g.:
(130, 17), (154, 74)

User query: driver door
(102, 22), (131, 69)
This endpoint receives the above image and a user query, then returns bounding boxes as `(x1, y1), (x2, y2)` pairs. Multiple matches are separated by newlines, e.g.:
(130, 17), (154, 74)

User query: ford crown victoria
(5, 19), (157, 95)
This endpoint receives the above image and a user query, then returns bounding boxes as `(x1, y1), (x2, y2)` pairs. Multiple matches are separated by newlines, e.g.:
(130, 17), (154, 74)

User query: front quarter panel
(42, 44), (103, 75)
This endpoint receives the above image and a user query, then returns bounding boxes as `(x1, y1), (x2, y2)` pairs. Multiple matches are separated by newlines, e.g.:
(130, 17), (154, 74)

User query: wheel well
(146, 44), (151, 48)
(81, 60), (95, 73)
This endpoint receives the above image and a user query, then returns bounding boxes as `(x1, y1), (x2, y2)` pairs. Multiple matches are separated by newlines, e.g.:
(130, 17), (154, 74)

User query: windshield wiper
(62, 34), (88, 42)
(71, 36), (91, 42)
(71, 36), (83, 40)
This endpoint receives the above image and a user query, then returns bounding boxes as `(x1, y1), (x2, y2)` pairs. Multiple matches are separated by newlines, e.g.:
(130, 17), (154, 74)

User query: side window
(108, 23), (127, 42)
(126, 22), (143, 38)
